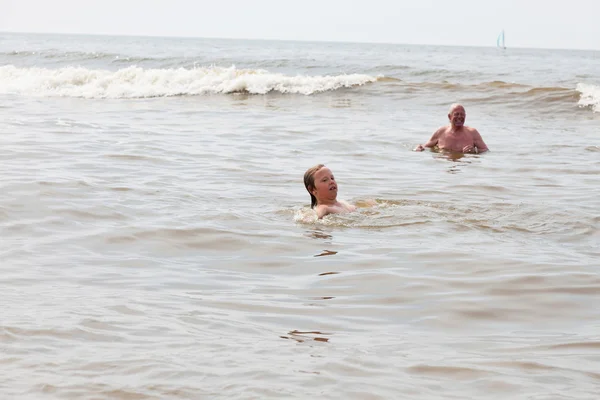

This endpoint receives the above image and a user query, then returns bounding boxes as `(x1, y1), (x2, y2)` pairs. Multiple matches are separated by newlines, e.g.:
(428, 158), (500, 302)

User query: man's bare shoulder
(434, 125), (450, 136)
(464, 126), (482, 136)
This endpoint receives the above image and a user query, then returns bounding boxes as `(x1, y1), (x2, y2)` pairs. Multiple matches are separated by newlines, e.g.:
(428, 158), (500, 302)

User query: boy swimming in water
(303, 164), (357, 219)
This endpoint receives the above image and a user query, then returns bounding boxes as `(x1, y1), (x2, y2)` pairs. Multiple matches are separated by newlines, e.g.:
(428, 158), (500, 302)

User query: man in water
(414, 104), (489, 153)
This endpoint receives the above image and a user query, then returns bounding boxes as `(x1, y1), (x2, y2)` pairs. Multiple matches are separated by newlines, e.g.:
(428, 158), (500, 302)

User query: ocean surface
(1, 32), (599, 399)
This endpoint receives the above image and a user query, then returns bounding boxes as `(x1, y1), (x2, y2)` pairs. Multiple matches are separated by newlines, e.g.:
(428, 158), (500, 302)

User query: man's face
(448, 106), (466, 127)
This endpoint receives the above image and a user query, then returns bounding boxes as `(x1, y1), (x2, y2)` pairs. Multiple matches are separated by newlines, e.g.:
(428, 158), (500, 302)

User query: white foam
(294, 208), (319, 224)
(0, 65), (378, 99)
(577, 83), (600, 112)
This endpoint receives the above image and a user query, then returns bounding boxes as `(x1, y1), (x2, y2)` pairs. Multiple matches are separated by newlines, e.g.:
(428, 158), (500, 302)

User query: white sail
(497, 29), (506, 49)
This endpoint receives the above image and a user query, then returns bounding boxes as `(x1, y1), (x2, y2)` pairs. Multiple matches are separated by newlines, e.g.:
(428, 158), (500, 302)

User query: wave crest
(0, 65), (379, 98)
(577, 83), (600, 112)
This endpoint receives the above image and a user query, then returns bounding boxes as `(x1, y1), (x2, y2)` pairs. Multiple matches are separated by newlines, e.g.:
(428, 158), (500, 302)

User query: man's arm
(414, 128), (442, 151)
(472, 129), (489, 153)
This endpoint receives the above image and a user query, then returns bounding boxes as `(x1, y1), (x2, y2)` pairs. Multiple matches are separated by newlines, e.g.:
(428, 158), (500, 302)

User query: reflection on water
(314, 250), (337, 257)
(436, 151), (467, 162)
(318, 272), (341, 276)
(427, 148), (481, 173)
(280, 330), (331, 343)
(305, 228), (333, 240)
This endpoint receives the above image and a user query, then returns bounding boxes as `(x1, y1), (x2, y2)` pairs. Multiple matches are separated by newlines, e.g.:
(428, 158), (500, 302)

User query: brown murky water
(1, 33), (599, 399)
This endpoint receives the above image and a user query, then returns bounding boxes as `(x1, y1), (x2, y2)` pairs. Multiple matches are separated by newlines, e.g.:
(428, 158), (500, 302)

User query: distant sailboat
(497, 29), (506, 49)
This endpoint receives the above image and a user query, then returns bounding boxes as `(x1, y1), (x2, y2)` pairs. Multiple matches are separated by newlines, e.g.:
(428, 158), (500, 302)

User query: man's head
(448, 103), (466, 128)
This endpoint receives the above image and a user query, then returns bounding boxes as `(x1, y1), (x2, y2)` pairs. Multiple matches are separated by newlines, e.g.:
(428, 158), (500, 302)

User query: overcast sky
(2, 0), (599, 50)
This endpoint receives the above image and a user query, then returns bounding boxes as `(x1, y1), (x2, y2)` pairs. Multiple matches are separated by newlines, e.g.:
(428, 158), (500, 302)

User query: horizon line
(1, 29), (599, 53)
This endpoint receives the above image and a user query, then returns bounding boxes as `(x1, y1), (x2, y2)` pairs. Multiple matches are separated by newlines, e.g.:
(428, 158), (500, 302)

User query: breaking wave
(0, 65), (379, 98)
(577, 83), (600, 112)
